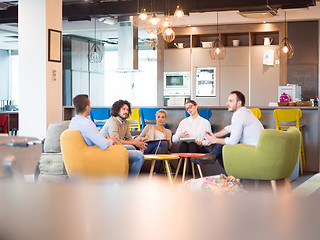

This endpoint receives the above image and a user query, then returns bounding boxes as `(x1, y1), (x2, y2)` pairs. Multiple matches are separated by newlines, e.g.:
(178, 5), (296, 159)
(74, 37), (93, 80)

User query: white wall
(19, 0), (62, 139)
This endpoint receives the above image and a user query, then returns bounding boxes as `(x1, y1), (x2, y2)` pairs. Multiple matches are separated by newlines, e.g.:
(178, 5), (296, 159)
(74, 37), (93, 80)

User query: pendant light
(133, 0), (148, 28)
(160, 0), (172, 33)
(162, 26), (175, 42)
(89, 18), (103, 63)
(210, 12), (226, 60)
(278, 11), (294, 59)
(174, 0), (184, 18)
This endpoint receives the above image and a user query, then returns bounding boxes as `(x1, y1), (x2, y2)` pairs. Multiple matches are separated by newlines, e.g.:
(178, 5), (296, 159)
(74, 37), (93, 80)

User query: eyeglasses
(185, 105), (193, 111)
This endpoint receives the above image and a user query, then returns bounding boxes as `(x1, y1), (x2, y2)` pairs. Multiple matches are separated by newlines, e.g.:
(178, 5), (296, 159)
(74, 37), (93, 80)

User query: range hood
(117, 21), (138, 72)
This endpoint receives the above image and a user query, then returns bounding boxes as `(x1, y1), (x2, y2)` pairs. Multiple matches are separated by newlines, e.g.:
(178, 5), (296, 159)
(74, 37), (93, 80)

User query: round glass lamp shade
(277, 37), (294, 59)
(162, 27), (175, 42)
(209, 39), (226, 60)
(174, 6), (184, 18)
(89, 43), (103, 63)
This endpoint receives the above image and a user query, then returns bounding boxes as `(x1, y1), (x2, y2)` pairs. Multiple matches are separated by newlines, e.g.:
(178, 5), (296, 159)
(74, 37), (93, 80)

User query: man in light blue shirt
(69, 94), (144, 176)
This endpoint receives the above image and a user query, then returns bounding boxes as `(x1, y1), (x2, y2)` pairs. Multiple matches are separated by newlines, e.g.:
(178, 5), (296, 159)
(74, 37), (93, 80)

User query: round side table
(171, 153), (205, 182)
(144, 154), (180, 184)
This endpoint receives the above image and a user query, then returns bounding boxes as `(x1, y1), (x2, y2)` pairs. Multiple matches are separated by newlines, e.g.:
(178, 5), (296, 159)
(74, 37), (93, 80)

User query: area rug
(293, 173), (320, 196)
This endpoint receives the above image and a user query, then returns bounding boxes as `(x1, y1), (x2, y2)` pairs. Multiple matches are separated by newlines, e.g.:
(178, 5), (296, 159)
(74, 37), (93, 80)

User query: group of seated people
(69, 90), (264, 177)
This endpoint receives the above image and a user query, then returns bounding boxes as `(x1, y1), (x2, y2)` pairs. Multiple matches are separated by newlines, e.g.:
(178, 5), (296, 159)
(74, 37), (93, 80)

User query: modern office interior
(0, 0), (320, 239)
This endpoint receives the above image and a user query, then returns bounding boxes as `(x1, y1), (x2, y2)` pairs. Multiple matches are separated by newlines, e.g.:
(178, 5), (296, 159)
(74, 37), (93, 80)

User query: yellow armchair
(60, 130), (129, 180)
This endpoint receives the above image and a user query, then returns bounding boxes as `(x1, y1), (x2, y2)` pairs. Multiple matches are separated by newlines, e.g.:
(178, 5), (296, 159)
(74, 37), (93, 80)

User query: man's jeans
(123, 145), (144, 176)
(208, 133), (231, 169)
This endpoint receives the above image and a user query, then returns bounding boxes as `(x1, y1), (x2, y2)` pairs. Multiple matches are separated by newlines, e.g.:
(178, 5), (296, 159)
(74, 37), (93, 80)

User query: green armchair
(222, 127), (301, 192)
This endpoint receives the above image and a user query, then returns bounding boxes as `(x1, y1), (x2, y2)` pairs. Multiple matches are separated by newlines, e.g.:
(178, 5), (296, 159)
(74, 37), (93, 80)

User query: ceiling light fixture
(88, 18), (103, 63)
(174, 2), (184, 18)
(278, 11), (294, 59)
(162, 26), (175, 42)
(133, 0), (148, 28)
(210, 12), (226, 60)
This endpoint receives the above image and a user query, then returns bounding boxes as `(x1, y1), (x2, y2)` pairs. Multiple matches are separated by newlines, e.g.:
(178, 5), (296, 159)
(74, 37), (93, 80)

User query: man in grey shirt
(100, 100), (147, 151)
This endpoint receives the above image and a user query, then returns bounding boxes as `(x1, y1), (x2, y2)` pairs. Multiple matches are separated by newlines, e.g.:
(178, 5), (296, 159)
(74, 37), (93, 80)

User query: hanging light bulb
(150, 13), (160, 26)
(162, 26), (175, 42)
(277, 11), (294, 59)
(209, 12), (226, 60)
(162, 15), (171, 28)
(174, 5), (184, 18)
(278, 37), (294, 59)
(282, 45), (289, 54)
(139, 8), (148, 20)
(210, 39), (226, 60)
(89, 18), (103, 63)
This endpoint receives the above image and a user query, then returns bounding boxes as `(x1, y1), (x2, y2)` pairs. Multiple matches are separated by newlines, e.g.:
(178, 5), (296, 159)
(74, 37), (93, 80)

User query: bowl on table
(296, 101), (312, 106)
(288, 102), (297, 106)
(278, 102), (288, 106)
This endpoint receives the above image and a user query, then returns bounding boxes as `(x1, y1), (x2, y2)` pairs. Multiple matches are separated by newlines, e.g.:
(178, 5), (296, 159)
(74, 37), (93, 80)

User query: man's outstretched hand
(107, 134), (118, 143)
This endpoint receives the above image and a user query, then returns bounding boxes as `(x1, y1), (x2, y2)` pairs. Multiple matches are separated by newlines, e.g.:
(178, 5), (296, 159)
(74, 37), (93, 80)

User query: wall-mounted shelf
(191, 34), (218, 48)
(165, 35), (191, 49)
(164, 25), (280, 49)
(250, 31), (279, 46)
(220, 33), (250, 47)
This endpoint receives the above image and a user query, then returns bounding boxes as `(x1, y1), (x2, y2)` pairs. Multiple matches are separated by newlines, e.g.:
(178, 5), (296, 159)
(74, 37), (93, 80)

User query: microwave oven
(164, 72), (190, 89)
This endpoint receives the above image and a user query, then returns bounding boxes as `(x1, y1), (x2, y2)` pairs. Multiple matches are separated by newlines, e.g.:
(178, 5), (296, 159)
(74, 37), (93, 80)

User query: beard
(119, 113), (128, 120)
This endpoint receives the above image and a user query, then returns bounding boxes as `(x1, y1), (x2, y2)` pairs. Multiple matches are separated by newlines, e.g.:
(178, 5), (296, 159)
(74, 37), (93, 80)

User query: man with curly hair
(101, 100), (146, 175)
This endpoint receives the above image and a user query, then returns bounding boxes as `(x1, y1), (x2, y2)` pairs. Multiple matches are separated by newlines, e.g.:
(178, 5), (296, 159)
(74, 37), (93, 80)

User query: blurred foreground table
(0, 178), (319, 240)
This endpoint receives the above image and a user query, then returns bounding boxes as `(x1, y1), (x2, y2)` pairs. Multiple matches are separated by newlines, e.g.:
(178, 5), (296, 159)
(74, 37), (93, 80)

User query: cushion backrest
(44, 121), (70, 153)
(255, 127), (301, 178)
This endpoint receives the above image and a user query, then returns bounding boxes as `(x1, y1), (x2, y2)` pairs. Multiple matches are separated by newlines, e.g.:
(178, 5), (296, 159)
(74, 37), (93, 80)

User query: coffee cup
(232, 40), (240, 47)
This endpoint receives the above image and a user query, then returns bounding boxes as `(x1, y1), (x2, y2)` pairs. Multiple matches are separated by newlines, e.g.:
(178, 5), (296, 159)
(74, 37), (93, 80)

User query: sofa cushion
(44, 121), (70, 153)
(39, 153), (66, 175)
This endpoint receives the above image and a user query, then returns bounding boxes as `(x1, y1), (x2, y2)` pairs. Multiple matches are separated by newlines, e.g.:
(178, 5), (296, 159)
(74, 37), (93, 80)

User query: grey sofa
(37, 121), (70, 182)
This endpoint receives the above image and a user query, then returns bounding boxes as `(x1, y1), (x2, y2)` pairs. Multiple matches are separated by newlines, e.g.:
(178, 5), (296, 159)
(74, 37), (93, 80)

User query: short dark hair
(111, 100), (132, 117)
(230, 91), (245, 106)
(73, 94), (89, 114)
(186, 100), (200, 113)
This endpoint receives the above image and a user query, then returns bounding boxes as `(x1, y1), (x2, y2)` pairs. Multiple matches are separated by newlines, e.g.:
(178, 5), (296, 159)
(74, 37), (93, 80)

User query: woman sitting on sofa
(136, 109), (172, 154)
(172, 100), (212, 153)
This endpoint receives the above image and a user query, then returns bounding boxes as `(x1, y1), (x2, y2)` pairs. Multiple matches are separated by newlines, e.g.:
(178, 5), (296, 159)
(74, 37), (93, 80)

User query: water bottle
(314, 96), (318, 107)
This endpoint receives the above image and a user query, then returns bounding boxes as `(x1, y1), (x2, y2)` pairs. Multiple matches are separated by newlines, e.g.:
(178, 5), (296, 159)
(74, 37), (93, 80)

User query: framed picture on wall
(48, 29), (62, 62)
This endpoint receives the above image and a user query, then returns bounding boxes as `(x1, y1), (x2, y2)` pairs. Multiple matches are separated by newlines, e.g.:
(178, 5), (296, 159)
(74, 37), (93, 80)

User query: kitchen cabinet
(164, 48), (191, 72)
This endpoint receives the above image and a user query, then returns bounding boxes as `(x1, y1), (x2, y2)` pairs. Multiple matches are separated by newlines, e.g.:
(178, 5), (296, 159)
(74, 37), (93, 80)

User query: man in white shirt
(192, 91), (264, 168)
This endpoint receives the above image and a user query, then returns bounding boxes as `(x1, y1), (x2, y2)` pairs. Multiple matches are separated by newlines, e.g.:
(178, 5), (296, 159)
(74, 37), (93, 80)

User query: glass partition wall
(62, 23), (157, 107)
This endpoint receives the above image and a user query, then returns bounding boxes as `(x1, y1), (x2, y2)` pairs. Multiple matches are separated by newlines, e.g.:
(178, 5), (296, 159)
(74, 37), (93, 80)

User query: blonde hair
(156, 109), (167, 118)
